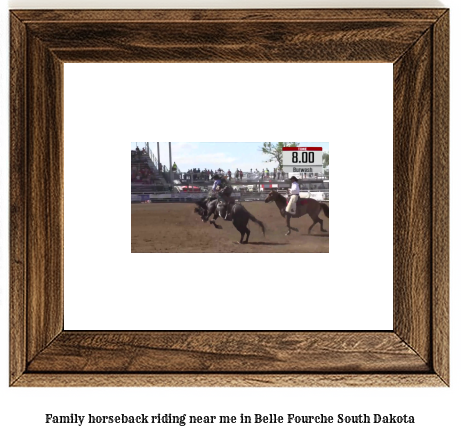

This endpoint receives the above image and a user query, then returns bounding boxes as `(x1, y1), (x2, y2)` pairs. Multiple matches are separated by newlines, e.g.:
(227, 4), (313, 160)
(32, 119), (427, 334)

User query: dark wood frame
(10, 9), (449, 387)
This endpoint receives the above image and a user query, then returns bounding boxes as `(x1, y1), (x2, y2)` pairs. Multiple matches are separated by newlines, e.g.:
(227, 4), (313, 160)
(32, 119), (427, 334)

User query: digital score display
(282, 147), (323, 174)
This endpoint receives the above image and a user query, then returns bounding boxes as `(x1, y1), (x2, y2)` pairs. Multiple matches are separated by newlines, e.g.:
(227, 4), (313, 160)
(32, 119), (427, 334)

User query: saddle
(285, 197), (309, 206)
(284, 196), (309, 218)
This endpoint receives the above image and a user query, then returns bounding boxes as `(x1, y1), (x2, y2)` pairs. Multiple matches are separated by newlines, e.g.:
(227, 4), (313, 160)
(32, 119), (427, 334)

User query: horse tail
(320, 202), (329, 218)
(248, 213), (266, 237)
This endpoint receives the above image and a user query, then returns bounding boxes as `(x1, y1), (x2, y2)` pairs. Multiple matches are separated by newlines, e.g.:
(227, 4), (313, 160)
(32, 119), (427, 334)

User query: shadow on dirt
(233, 241), (290, 246)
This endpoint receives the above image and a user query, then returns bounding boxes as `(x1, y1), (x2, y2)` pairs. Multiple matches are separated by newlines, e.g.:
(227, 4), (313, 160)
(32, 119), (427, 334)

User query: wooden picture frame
(10, 9), (449, 387)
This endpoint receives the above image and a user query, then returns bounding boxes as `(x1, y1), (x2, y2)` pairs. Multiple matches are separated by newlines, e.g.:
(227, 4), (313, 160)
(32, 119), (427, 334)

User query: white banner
(284, 165), (323, 174)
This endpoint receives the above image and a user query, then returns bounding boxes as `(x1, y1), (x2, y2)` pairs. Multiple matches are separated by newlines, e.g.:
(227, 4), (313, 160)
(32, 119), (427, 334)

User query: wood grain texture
(393, 29), (433, 364)
(13, 374), (446, 388)
(26, 34), (64, 362)
(27, 332), (429, 373)
(12, 9), (447, 23)
(10, 13), (28, 385)
(432, 11), (449, 385)
(9, 9), (449, 387)
(26, 20), (432, 63)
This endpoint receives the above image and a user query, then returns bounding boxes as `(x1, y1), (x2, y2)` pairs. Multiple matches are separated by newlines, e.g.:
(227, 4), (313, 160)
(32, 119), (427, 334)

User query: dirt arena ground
(131, 201), (329, 253)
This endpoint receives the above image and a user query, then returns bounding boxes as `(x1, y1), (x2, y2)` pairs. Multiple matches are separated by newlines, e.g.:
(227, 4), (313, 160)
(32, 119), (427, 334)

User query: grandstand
(131, 147), (172, 194)
(131, 142), (329, 203)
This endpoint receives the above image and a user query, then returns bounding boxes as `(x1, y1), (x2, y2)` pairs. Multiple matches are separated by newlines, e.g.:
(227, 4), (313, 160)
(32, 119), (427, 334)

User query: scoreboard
(282, 147), (323, 175)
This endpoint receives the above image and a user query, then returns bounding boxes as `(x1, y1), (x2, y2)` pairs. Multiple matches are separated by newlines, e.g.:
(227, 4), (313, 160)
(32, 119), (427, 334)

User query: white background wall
(63, 62), (393, 331)
(0, 1), (458, 436)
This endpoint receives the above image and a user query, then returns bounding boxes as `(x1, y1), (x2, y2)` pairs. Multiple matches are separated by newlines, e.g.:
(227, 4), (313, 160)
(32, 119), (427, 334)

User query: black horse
(194, 197), (221, 228)
(195, 198), (265, 244)
(224, 202), (266, 244)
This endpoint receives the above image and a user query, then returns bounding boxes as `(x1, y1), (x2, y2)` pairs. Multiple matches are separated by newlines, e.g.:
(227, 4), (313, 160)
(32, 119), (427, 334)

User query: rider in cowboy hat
(211, 173), (223, 194)
(212, 174), (234, 220)
(286, 176), (300, 215)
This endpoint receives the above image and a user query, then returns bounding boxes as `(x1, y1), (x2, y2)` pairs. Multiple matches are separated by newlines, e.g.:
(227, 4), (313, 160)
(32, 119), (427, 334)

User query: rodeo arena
(131, 142), (329, 253)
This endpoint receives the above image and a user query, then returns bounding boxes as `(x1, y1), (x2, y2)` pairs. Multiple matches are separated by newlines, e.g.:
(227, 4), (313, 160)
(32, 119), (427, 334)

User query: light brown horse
(265, 190), (329, 236)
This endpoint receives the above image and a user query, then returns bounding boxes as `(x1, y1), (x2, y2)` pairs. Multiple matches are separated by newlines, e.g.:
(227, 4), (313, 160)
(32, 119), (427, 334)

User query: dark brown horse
(265, 190), (329, 236)
(195, 197), (265, 243)
(194, 197), (222, 228)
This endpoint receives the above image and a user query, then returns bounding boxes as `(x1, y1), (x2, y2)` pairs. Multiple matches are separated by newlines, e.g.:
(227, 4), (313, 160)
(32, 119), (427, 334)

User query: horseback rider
(286, 176), (300, 215)
(212, 174), (234, 220)
(196, 174), (221, 218)
(211, 174), (223, 196)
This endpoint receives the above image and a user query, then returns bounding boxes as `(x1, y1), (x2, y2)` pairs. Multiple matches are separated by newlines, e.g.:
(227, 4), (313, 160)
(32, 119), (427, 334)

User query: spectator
(250, 168), (253, 173)
(235, 168), (239, 179)
(227, 169), (232, 180)
(239, 169), (243, 180)
(172, 162), (178, 171)
(136, 145), (141, 157)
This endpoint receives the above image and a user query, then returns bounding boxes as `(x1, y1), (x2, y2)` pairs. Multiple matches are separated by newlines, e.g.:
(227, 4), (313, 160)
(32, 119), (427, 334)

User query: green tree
(261, 142), (299, 170)
(322, 151), (329, 178)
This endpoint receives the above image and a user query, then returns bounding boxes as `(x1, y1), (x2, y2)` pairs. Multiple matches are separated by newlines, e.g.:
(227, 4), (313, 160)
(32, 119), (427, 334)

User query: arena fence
(131, 191), (329, 204)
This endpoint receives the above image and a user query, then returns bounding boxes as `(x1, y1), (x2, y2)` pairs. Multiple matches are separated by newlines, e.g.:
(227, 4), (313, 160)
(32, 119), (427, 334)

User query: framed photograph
(10, 9), (449, 386)
(129, 141), (329, 251)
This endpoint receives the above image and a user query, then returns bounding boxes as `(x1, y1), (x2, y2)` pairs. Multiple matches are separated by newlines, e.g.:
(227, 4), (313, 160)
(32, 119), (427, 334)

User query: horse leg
(285, 213), (299, 235)
(318, 217), (327, 232)
(307, 213), (326, 234)
(286, 215), (299, 234)
(285, 214), (292, 235)
(244, 227), (250, 244)
(238, 227), (245, 243)
(202, 207), (213, 222)
(233, 221), (247, 243)
(210, 211), (222, 229)
(316, 206), (327, 232)
(240, 218), (251, 244)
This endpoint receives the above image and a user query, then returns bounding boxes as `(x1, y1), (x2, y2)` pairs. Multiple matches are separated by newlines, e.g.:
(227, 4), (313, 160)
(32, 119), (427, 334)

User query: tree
(260, 142), (299, 170)
(322, 151), (329, 178)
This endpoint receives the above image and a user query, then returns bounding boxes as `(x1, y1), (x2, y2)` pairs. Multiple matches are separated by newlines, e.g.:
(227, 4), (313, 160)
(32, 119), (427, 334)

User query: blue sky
(132, 142), (329, 173)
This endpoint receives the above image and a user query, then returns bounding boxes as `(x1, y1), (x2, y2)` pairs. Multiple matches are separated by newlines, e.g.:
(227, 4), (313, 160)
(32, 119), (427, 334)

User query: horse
(194, 197), (221, 229)
(223, 202), (266, 244)
(264, 190), (329, 236)
(195, 193), (235, 228)
(195, 197), (265, 244)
